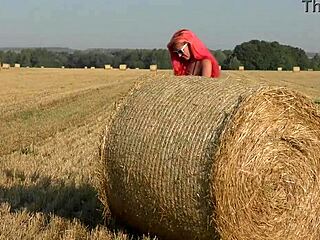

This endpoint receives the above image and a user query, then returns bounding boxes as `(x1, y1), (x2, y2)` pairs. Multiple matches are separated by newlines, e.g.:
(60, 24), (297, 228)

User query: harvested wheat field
(1, 68), (320, 239)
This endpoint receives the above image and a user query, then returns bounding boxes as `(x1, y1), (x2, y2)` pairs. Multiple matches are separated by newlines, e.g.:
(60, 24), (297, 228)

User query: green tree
(228, 56), (241, 70)
(212, 50), (227, 67)
(233, 40), (311, 70)
(312, 54), (320, 70)
(20, 49), (32, 67)
(3, 50), (18, 64)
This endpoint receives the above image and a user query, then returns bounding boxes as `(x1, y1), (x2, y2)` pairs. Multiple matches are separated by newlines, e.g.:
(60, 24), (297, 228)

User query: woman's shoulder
(200, 58), (212, 66)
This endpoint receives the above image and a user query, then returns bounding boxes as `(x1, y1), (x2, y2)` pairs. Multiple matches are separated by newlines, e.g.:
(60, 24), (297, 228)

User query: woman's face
(173, 42), (191, 60)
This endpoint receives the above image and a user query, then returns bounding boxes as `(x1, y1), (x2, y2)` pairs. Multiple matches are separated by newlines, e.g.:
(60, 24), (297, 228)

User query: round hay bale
(150, 64), (158, 71)
(105, 64), (112, 70)
(293, 66), (300, 72)
(98, 75), (320, 240)
(119, 64), (127, 70)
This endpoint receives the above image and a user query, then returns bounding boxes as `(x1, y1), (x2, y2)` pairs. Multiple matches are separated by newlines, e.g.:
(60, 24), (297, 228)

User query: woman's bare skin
(173, 42), (212, 77)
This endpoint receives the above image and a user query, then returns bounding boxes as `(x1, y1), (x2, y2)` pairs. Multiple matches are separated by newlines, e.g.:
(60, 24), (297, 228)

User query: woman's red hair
(167, 29), (220, 78)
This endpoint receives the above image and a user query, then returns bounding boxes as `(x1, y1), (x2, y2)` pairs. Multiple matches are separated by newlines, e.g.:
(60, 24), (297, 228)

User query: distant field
(223, 70), (320, 100)
(0, 68), (320, 239)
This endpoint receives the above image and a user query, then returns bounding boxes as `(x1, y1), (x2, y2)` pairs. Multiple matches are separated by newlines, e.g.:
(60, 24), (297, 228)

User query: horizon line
(0, 46), (319, 53)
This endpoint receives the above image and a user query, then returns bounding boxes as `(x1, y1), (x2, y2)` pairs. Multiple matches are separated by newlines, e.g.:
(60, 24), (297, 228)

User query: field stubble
(0, 68), (320, 239)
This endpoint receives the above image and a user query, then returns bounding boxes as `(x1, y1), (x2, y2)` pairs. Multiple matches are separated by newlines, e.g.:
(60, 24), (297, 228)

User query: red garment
(167, 29), (220, 78)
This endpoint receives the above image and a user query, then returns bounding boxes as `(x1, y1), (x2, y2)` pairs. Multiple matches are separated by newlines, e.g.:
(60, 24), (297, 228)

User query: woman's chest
(186, 61), (202, 76)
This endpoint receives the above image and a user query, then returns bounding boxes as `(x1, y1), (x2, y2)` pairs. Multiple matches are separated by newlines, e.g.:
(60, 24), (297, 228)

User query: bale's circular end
(214, 88), (320, 240)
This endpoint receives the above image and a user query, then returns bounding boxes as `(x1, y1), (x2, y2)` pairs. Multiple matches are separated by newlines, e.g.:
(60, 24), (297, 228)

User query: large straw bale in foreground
(98, 75), (320, 240)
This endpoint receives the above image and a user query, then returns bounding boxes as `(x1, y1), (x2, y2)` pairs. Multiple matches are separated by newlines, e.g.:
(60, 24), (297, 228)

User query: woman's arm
(201, 59), (212, 77)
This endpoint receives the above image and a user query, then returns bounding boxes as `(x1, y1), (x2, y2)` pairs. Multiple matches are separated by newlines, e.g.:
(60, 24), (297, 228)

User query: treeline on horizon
(0, 40), (319, 71)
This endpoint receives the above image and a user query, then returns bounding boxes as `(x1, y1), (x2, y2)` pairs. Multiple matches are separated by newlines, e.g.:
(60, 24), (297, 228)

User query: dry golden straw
(293, 66), (301, 72)
(150, 64), (157, 71)
(98, 75), (320, 240)
(2, 63), (10, 69)
(105, 64), (112, 70)
(119, 64), (127, 70)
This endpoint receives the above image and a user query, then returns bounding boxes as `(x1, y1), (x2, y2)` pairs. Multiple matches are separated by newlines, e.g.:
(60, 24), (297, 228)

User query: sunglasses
(173, 43), (188, 57)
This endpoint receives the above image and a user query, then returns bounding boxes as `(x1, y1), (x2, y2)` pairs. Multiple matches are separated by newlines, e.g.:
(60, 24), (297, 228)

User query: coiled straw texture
(98, 75), (320, 240)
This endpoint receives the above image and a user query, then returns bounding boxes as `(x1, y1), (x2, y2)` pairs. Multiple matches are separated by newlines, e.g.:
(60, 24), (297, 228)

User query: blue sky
(0, 0), (319, 52)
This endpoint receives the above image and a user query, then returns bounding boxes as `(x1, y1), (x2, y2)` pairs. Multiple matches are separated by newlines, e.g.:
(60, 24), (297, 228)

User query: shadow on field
(0, 172), (103, 228)
(0, 171), (155, 239)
